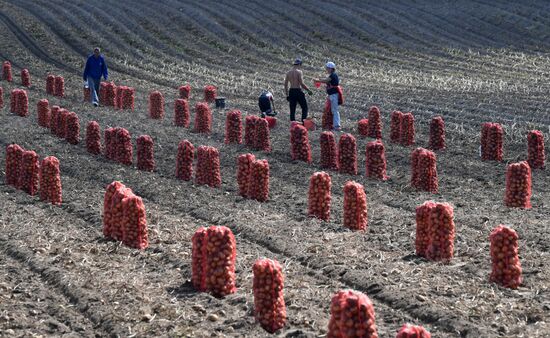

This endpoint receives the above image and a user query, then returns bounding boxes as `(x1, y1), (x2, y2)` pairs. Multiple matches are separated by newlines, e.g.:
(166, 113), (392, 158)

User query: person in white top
(258, 90), (277, 117)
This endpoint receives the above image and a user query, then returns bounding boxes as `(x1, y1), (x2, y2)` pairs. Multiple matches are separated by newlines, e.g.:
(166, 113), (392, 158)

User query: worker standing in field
(83, 47), (108, 107)
(284, 58), (312, 123)
(315, 62), (341, 131)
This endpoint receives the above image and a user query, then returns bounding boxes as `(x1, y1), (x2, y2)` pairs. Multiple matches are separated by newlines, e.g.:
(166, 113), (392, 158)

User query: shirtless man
(284, 58), (312, 123)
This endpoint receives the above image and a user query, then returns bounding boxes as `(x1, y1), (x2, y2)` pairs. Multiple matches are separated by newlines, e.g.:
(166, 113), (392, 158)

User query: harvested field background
(0, 1), (549, 337)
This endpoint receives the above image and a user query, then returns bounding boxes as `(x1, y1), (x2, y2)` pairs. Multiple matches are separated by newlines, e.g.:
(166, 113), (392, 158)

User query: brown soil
(0, 1), (549, 337)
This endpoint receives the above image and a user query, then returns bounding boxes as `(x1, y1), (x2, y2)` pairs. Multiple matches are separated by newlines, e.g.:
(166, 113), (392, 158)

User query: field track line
(0, 236), (125, 335)
(0, 181), (450, 336)
(7, 0), (182, 89)
(0, 130), (485, 336)
(6, 0), (546, 128)
(0, 11), (77, 73)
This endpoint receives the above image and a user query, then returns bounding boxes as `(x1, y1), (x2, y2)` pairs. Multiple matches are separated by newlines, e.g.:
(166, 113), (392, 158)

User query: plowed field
(0, 1), (548, 337)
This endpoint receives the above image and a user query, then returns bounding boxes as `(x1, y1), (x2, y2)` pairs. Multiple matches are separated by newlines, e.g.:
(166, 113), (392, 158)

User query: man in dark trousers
(284, 58), (312, 123)
(83, 47), (108, 107)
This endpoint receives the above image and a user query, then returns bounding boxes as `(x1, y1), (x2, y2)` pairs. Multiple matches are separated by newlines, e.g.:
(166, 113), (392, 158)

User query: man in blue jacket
(83, 47), (108, 106)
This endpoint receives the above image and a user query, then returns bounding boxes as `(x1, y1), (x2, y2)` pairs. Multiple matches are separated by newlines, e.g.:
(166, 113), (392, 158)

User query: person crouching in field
(284, 58), (312, 123)
(83, 47), (109, 107)
(315, 62), (341, 131)
(258, 90), (277, 117)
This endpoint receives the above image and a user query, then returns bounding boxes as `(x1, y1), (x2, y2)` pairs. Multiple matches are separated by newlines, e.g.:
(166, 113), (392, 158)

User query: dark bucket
(215, 97), (226, 109)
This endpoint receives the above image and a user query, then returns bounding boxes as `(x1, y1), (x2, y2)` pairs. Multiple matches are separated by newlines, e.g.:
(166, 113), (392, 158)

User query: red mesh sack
(2, 61), (12, 82)
(49, 106), (60, 135)
(481, 122), (503, 161)
(99, 82), (107, 103)
(203, 85), (217, 103)
(343, 181), (368, 231)
(358, 119), (369, 137)
(0, 87), (3, 108)
(176, 140), (194, 181)
(429, 116), (445, 151)
(53, 108), (64, 138)
(137, 135), (155, 172)
(16, 89), (29, 117)
(149, 90), (165, 119)
(174, 99), (190, 127)
(179, 84), (191, 99)
(46, 75), (55, 95)
(415, 202), (455, 262)
(102, 82), (117, 107)
(54, 76), (64, 97)
(237, 153), (255, 197)
(504, 161), (532, 209)
(37, 99), (50, 128)
(411, 148), (438, 193)
(115, 127), (133, 166)
(400, 113), (415, 146)
(104, 127), (115, 160)
(21, 69), (31, 87)
(10, 89), (18, 114)
(265, 116), (277, 129)
(39, 156), (62, 205)
(290, 123), (312, 163)
(65, 112), (80, 145)
(196, 146), (221, 188)
(337, 85), (344, 105)
(109, 185), (133, 241)
(338, 133), (358, 175)
(245, 115), (259, 147)
(410, 148), (424, 186)
(103, 181), (125, 239)
(320, 131), (339, 170)
(489, 225), (522, 289)
(390, 111), (403, 143)
(57, 109), (69, 138)
(194, 102), (212, 133)
(426, 203), (455, 262)
(204, 226), (237, 297)
(248, 159), (269, 202)
(224, 110), (242, 144)
(367, 106), (382, 139)
(322, 98), (333, 131)
(83, 87), (91, 102)
(5, 144), (24, 187)
(86, 121), (101, 155)
(308, 171), (331, 221)
(328, 290), (378, 338)
(304, 118), (316, 131)
(191, 226), (237, 297)
(122, 194), (148, 249)
(254, 118), (271, 152)
(191, 227), (208, 292)
(114, 86), (123, 109)
(121, 87), (135, 110)
(253, 258), (286, 333)
(527, 130), (545, 169)
(365, 140), (389, 180)
(396, 323), (431, 338)
(415, 201), (435, 258)
(20, 150), (40, 196)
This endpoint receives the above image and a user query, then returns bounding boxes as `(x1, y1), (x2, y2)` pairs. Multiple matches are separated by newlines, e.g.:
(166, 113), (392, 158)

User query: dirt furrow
(2, 106), (547, 336)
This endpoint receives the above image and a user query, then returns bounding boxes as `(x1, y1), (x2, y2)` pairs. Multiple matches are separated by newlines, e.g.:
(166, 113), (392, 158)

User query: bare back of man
(284, 60), (311, 122)
(285, 69), (303, 89)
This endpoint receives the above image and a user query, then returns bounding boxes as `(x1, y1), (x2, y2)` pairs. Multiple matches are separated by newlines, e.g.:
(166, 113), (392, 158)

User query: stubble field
(0, 1), (549, 337)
